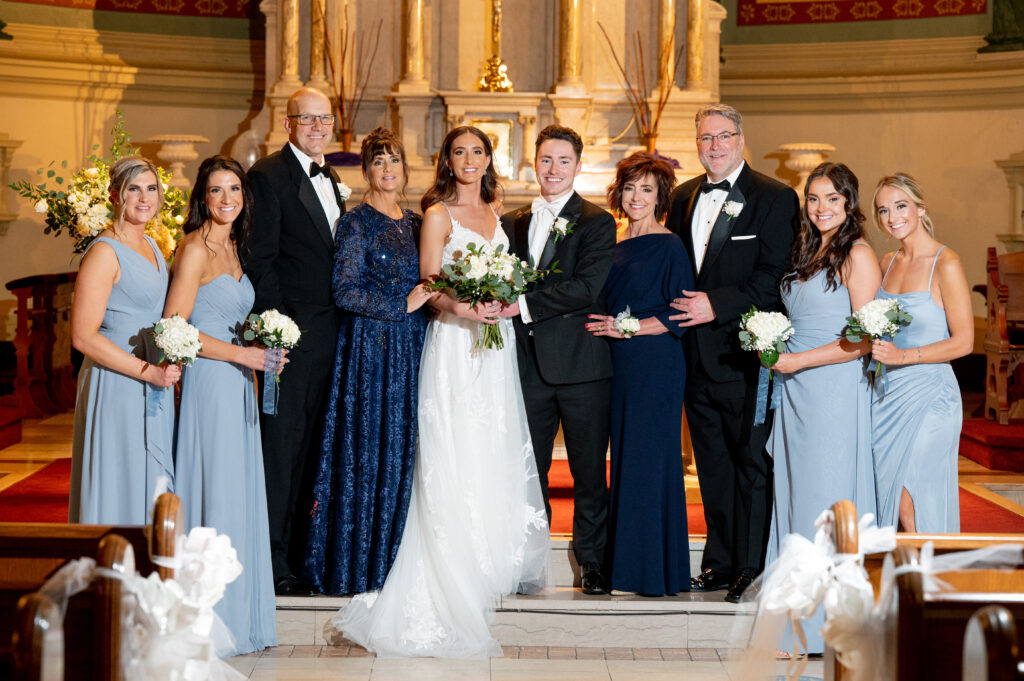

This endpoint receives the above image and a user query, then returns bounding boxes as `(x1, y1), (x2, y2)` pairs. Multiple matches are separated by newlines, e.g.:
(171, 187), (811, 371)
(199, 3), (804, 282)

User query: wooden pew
(979, 246), (1024, 424)
(11, 533), (134, 681)
(962, 605), (1024, 681)
(0, 493), (182, 675)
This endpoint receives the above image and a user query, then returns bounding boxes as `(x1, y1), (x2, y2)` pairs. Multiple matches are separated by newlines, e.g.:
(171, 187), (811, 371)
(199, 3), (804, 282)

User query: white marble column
(685, 0), (703, 91)
(556, 0), (583, 93)
(657, 0), (678, 93)
(280, 0), (301, 89)
(396, 0), (430, 93)
(997, 151), (1024, 252)
(518, 114), (537, 181)
(266, 0), (303, 148)
(306, 0), (331, 91)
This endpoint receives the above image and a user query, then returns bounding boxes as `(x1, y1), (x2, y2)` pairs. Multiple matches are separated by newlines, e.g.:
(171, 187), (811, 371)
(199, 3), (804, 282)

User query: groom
(500, 125), (616, 594)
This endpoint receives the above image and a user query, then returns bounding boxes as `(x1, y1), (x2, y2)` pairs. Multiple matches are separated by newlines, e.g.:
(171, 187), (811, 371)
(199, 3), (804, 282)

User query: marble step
(274, 538), (755, 649)
(549, 537), (705, 588)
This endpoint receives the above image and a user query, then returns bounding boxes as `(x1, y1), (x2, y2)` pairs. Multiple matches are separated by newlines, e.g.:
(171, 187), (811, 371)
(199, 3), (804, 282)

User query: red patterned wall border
(737, 0), (987, 26)
(6, 0), (253, 19)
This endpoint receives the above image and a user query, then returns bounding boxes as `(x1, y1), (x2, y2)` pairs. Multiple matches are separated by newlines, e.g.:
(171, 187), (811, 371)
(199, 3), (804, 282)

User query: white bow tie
(532, 197), (558, 217)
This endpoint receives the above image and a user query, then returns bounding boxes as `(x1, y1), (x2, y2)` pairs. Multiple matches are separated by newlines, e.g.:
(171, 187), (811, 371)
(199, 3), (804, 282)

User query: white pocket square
(730, 235), (756, 241)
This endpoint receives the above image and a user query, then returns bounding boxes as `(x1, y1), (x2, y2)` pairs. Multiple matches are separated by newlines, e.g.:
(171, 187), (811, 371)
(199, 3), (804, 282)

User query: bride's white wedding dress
(332, 208), (550, 658)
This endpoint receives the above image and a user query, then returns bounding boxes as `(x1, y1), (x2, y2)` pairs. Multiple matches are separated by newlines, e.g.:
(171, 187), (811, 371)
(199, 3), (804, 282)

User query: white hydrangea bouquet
(244, 309), (301, 415)
(739, 306), (795, 373)
(843, 298), (913, 377)
(9, 110), (187, 260)
(153, 313), (202, 366)
(426, 241), (547, 351)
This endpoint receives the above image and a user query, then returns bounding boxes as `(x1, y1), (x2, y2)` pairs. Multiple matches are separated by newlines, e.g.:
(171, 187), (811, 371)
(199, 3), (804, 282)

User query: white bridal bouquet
(843, 298), (913, 377)
(427, 242), (547, 350)
(739, 306), (794, 371)
(153, 314), (202, 365)
(244, 309), (301, 415)
(614, 306), (640, 338)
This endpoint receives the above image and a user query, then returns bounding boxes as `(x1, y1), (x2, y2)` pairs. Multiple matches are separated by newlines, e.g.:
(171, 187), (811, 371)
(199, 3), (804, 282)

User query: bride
(333, 126), (550, 658)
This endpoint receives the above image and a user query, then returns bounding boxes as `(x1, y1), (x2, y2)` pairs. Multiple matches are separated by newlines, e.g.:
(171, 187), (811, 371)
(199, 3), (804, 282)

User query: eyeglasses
(696, 131), (740, 145)
(287, 113), (336, 126)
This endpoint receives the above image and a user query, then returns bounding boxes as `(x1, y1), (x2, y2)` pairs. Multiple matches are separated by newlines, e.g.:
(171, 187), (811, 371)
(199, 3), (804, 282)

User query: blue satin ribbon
(261, 347), (282, 415)
(146, 383), (164, 417)
(753, 364), (780, 426)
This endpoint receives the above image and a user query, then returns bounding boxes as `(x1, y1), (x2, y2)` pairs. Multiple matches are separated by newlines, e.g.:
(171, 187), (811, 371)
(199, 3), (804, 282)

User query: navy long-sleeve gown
(303, 203), (427, 594)
(603, 232), (694, 595)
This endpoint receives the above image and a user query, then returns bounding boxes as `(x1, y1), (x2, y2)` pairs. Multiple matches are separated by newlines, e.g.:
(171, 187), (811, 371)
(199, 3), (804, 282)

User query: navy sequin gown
(603, 233), (694, 595)
(303, 203), (427, 594)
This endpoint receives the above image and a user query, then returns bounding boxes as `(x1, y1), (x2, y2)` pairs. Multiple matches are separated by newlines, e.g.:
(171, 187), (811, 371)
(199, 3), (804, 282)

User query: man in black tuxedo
(665, 104), (798, 603)
(500, 126), (616, 595)
(245, 88), (347, 594)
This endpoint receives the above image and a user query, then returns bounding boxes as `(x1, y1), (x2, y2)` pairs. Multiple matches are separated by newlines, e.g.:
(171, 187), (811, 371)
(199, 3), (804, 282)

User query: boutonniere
(552, 217), (575, 243)
(723, 201), (743, 220)
(337, 182), (352, 201)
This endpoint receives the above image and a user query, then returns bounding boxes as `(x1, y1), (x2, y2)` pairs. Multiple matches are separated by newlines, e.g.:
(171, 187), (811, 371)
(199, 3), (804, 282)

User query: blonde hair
(109, 157), (163, 223)
(873, 172), (934, 237)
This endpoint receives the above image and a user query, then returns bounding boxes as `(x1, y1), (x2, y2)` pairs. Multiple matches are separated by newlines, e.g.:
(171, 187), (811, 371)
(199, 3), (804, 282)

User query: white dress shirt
(692, 162), (745, 274)
(520, 190), (573, 324)
(289, 142), (342, 238)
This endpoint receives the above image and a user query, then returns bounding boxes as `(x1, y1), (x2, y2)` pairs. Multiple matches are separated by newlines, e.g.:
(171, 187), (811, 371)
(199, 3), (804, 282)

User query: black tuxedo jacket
(665, 164), (798, 385)
(244, 144), (347, 333)
(501, 192), (616, 385)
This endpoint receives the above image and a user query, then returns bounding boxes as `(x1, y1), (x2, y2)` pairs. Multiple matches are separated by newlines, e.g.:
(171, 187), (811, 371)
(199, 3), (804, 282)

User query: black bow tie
(309, 161), (332, 179)
(700, 179), (731, 194)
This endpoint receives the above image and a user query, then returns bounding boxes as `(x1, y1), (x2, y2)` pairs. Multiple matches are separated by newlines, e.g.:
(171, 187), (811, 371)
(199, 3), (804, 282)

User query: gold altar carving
(479, 0), (513, 92)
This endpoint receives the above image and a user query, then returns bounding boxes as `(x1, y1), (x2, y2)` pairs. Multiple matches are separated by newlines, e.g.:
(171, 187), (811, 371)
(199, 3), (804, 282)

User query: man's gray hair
(695, 104), (743, 134)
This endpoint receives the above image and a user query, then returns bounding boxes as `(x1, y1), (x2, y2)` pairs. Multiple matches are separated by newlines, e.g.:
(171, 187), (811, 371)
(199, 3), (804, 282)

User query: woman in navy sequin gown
(586, 153), (694, 595)
(304, 128), (432, 594)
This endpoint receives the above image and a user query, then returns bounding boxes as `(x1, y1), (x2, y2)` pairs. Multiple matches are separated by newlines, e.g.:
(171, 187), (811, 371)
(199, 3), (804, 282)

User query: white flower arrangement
(614, 306), (640, 338)
(843, 298), (912, 377)
(245, 309), (302, 349)
(739, 306), (794, 368)
(337, 182), (352, 202)
(723, 201), (744, 220)
(552, 217), (575, 243)
(427, 241), (548, 350)
(153, 314), (202, 366)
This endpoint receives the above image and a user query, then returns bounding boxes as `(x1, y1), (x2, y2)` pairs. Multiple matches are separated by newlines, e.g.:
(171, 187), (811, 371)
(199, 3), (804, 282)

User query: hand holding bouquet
(244, 309), (301, 414)
(153, 313), (202, 366)
(739, 306), (794, 372)
(427, 242), (547, 350)
(843, 298), (912, 377)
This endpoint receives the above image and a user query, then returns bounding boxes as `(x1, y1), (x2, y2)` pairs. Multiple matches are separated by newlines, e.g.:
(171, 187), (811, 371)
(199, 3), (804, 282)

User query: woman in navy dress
(303, 128), (432, 595)
(164, 155), (278, 655)
(585, 153), (694, 595)
(871, 173), (972, 532)
(765, 163), (880, 654)
(70, 157), (181, 524)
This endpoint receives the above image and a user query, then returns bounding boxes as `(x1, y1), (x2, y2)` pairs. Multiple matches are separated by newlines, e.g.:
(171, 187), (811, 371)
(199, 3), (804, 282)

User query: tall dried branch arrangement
(597, 22), (685, 140)
(319, 2), (383, 131)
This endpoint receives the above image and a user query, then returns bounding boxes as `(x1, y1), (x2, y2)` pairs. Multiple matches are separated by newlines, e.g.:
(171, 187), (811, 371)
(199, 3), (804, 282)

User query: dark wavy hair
(782, 162), (865, 293)
(606, 152), (676, 221)
(183, 155), (253, 259)
(420, 126), (499, 213)
(535, 124), (583, 160)
(361, 126), (408, 193)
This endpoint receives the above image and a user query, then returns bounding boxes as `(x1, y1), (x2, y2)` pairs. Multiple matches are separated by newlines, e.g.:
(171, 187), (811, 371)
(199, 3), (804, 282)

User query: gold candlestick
(479, 0), (513, 92)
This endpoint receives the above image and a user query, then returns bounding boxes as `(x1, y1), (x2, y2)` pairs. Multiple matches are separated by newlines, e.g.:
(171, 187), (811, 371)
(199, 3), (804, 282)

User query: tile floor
(225, 645), (825, 680)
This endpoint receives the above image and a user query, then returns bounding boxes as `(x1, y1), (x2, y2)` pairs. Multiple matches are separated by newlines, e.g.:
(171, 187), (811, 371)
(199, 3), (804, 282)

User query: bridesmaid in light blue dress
(70, 157), (181, 524)
(765, 163), (881, 654)
(870, 173), (973, 533)
(166, 156), (277, 656)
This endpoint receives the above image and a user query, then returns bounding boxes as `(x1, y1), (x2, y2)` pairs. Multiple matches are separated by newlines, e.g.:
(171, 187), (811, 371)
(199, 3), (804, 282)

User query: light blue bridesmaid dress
(766, 263), (876, 654)
(70, 235), (174, 524)
(872, 246), (961, 532)
(174, 274), (277, 656)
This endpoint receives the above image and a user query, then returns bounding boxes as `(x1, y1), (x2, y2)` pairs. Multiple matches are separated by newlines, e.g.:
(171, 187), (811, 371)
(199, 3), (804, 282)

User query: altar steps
(274, 538), (755, 650)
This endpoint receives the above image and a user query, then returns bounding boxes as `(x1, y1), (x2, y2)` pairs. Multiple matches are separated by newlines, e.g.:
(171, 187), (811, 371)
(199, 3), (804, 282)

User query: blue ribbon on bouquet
(753, 365), (781, 426)
(261, 347), (283, 416)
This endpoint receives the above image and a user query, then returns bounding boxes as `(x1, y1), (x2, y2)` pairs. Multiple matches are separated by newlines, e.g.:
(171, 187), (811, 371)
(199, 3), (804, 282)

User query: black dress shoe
(580, 563), (608, 595)
(691, 568), (731, 592)
(725, 568), (759, 603)
(274, 574), (305, 596)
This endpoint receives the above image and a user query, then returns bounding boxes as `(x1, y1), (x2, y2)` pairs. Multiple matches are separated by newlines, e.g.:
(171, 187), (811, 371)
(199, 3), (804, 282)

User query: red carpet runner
(3, 458), (1024, 535)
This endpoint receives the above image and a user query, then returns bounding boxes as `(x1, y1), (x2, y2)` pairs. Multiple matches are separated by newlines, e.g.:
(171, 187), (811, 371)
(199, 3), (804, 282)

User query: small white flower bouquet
(153, 314), (202, 366)
(614, 306), (640, 338)
(426, 241), (547, 351)
(244, 309), (301, 414)
(723, 200), (744, 220)
(843, 298), (912, 377)
(739, 306), (794, 371)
